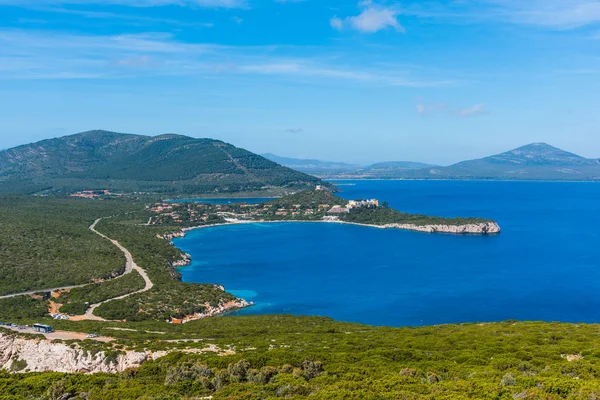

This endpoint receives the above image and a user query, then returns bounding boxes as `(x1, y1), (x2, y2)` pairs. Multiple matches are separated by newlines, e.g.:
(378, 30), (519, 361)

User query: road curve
(83, 218), (154, 321)
(0, 218), (137, 300)
(0, 218), (154, 322)
(0, 285), (88, 300)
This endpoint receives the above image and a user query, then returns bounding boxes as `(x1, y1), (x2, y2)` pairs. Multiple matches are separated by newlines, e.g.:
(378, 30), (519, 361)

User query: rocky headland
(381, 221), (501, 234)
(170, 298), (253, 324)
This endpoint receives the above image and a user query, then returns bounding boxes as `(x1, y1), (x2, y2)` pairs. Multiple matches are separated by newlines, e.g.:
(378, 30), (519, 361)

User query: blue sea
(173, 180), (600, 327)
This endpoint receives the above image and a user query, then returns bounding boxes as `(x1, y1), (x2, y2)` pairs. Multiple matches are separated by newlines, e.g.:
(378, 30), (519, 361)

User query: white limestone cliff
(384, 221), (501, 234)
(0, 332), (147, 373)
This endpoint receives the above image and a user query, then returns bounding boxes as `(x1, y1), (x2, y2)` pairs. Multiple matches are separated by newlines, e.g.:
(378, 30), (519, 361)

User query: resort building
(328, 205), (350, 214)
(347, 199), (379, 209)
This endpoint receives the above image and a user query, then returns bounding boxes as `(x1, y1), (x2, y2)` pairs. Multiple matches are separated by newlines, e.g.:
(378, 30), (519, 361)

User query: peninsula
(150, 188), (500, 235)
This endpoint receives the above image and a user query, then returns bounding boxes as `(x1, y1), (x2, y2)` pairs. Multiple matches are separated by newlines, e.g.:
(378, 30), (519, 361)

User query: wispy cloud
(24, 6), (215, 28)
(331, 1), (404, 34)
(0, 0), (247, 8)
(415, 99), (488, 117)
(0, 29), (455, 87)
(416, 101), (447, 116)
(284, 128), (303, 133)
(400, 0), (600, 30)
(239, 62), (452, 87)
(457, 103), (488, 117)
(501, 0), (600, 29)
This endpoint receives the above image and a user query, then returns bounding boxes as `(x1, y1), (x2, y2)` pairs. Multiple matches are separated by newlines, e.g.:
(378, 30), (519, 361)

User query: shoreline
(325, 178), (600, 184)
(174, 219), (501, 236)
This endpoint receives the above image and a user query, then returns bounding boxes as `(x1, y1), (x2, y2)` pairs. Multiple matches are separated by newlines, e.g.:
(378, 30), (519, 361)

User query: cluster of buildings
(70, 190), (114, 199)
(149, 196), (381, 226)
(326, 199), (380, 215)
(348, 199), (379, 209)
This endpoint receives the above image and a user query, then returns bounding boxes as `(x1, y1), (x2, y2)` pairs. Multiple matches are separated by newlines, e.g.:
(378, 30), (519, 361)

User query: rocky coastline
(171, 252), (192, 267)
(164, 219), (501, 238)
(378, 221), (501, 234)
(169, 298), (253, 324)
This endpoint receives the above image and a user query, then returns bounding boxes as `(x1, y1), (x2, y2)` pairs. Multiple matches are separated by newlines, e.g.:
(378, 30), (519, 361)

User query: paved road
(0, 284), (88, 300)
(84, 218), (154, 321)
(1, 218), (154, 322)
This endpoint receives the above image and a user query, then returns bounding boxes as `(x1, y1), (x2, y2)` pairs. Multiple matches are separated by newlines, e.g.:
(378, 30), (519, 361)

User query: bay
(174, 180), (600, 326)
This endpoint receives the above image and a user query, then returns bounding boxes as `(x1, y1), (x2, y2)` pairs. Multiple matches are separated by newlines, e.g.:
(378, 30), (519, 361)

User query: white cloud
(501, 0), (600, 28)
(331, 2), (404, 34)
(284, 128), (303, 133)
(116, 55), (150, 66)
(415, 99), (489, 117)
(330, 17), (344, 30)
(416, 102), (447, 115)
(457, 104), (488, 117)
(239, 62), (452, 87)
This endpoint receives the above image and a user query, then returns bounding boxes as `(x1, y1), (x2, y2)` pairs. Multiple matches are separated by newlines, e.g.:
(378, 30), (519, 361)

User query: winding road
(0, 285), (87, 300)
(1, 218), (154, 321)
(80, 218), (154, 321)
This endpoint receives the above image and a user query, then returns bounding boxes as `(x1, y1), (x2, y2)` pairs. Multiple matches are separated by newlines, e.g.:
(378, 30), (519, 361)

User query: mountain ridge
(266, 143), (600, 181)
(0, 130), (325, 195)
(262, 153), (437, 177)
(415, 142), (600, 180)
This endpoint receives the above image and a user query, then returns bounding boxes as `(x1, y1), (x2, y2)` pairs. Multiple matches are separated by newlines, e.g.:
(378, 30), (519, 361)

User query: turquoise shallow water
(174, 180), (600, 326)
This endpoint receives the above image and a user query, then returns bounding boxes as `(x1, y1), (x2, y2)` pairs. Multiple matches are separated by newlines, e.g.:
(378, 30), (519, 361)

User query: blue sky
(0, 0), (599, 164)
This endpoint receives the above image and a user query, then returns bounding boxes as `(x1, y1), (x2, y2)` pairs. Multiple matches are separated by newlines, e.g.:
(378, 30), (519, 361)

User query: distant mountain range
(0, 130), (324, 195)
(262, 154), (438, 177)
(266, 143), (600, 181)
(261, 153), (362, 174)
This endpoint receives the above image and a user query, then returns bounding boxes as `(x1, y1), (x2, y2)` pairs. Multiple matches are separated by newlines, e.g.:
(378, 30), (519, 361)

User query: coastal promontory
(150, 188), (500, 235)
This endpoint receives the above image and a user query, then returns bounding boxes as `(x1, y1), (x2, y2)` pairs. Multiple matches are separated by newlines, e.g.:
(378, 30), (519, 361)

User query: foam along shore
(169, 219), (501, 236)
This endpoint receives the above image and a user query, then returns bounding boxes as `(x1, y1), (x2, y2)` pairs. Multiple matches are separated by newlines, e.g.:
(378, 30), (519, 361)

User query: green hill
(421, 143), (600, 180)
(368, 143), (600, 181)
(0, 130), (325, 195)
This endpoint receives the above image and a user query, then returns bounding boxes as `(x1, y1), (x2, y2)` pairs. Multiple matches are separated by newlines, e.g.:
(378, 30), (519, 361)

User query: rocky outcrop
(158, 230), (185, 241)
(171, 299), (253, 324)
(0, 333), (147, 373)
(383, 221), (501, 234)
(171, 252), (192, 267)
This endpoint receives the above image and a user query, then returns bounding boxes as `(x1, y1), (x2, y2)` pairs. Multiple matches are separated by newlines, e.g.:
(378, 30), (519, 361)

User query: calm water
(174, 180), (600, 326)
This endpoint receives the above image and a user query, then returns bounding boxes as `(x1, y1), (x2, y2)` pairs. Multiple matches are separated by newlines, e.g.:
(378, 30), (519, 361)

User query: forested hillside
(0, 130), (324, 195)
(0, 197), (128, 296)
(0, 197), (237, 322)
(3, 317), (600, 399)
